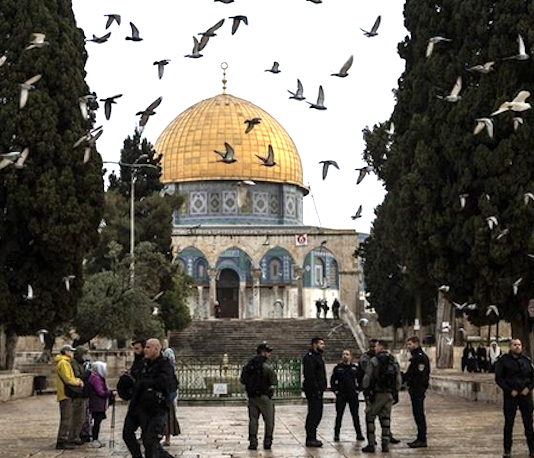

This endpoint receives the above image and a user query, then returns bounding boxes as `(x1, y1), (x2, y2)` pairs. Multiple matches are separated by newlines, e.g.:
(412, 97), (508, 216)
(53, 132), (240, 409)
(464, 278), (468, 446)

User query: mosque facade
(154, 87), (361, 320)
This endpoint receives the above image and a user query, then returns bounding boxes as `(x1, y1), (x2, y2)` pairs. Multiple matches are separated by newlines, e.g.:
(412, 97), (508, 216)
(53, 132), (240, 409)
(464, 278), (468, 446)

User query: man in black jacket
(495, 339), (534, 458)
(331, 349), (364, 442)
(303, 337), (327, 447)
(405, 336), (430, 448)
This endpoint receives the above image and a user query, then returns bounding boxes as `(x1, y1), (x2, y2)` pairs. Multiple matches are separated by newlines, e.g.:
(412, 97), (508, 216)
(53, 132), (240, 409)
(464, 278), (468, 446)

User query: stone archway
(216, 268), (240, 318)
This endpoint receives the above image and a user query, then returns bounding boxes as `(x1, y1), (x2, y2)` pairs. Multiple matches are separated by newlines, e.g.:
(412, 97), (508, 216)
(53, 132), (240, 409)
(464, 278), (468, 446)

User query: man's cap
(256, 342), (273, 353)
(60, 344), (75, 353)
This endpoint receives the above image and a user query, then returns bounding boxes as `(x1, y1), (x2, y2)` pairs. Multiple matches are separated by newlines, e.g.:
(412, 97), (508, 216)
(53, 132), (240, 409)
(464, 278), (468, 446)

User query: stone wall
(0, 372), (35, 402)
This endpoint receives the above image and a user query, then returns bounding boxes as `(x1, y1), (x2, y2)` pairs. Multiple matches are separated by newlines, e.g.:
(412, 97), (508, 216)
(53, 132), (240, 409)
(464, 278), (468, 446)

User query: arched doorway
(216, 268), (240, 318)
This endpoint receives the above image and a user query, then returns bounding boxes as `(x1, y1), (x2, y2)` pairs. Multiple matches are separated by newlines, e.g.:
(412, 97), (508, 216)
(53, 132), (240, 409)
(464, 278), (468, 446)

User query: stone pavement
(0, 391), (527, 458)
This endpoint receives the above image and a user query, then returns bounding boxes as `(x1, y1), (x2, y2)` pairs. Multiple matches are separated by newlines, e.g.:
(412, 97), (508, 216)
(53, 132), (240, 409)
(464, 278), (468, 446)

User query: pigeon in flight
(100, 94), (123, 120)
(513, 278), (523, 295)
(386, 122), (395, 135)
(153, 60), (170, 79)
(351, 205), (362, 220)
(87, 32), (112, 44)
(19, 74), (42, 109)
(491, 91), (531, 116)
(486, 305), (499, 317)
(288, 79), (305, 100)
(78, 95), (96, 120)
(307, 0), (323, 3)
(185, 36), (203, 58)
(486, 216), (498, 230)
(438, 285), (450, 293)
(0, 148), (29, 171)
(214, 143), (237, 163)
(496, 228), (509, 241)
(199, 19), (225, 38)
(524, 192), (534, 205)
(307, 85), (327, 110)
(63, 275), (76, 292)
(453, 302), (477, 311)
(125, 22), (143, 41)
(136, 96), (163, 129)
(244, 118), (261, 134)
(104, 14), (121, 29)
(331, 55), (353, 77)
(74, 126), (103, 163)
(319, 160), (339, 179)
(360, 16), (381, 37)
(24, 284), (35, 301)
(459, 193), (469, 209)
(229, 16), (248, 35)
(467, 61), (494, 74)
(355, 165), (374, 184)
(513, 117), (524, 132)
(215, 0), (234, 3)
(426, 36), (452, 58)
(265, 62), (281, 73)
(444, 337), (454, 346)
(473, 118), (493, 138)
(25, 33), (49, 51)
(256, 145), (276, 167)
(503, 34), (529, 61)
(437, 76), (462, 102)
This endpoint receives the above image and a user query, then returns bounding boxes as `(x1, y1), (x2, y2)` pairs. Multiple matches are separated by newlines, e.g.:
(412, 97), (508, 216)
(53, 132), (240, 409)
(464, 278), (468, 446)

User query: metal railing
(176, 357), (302, 400)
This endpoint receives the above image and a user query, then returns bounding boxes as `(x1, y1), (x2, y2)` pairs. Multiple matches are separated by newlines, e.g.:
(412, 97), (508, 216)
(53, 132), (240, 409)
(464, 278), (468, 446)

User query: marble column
(252, 268), (262, 318)
(197, 286), (204, 319)
(295, 266), (304, 317)
(272, 285), (279, 318)
(239, 282), (247, 319)
(208, 268), (217, 319)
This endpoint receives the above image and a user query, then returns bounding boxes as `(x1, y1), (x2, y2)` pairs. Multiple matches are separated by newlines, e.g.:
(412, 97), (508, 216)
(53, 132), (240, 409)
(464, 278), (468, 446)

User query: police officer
(405, 336), (430, 448)
(303, 337), (327, 447)
(495, 339), (534, 458)
(331, 349), (364, 442)
(362, 340), (401, 453)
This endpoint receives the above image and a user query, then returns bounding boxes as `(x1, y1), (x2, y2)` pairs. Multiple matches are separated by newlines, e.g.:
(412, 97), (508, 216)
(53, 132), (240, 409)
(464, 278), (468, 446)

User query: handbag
(59, 372), (85, 398)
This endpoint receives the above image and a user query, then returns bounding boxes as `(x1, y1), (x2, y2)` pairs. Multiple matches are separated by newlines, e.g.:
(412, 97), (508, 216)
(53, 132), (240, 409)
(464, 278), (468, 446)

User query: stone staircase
(169, 318), (359, 364)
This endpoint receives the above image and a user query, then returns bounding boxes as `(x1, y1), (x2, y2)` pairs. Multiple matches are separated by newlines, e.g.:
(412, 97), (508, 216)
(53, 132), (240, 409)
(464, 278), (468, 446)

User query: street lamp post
(103, 156), (157, 285)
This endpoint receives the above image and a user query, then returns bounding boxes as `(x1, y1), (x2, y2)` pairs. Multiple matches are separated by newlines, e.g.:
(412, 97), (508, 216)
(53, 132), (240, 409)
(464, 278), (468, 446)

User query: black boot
(362, 444), (376, 453)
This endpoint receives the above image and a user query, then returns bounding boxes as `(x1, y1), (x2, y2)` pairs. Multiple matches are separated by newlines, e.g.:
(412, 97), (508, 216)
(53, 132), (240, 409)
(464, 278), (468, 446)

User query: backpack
(117, 373), (135, 401)
(241, 358), (267, 397)
(375, 354), (398, 392)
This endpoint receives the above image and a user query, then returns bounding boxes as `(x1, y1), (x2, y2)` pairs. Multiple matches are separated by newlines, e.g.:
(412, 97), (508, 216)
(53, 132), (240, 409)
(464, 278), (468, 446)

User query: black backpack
(375, 354), (398, 392)
(241, 358), (267, 397)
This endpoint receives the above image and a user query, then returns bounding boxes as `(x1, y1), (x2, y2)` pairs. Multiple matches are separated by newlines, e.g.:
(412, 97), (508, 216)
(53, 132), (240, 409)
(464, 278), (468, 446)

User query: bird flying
(307, 85), (326, 110)
(229, 16), (248, 35)
(426, 36), (452, 58)
(185, 36), (203, 58)
(437, 76), (462, 102)
(491, 91), (531, 116)
(100, 94), (123, 120)
(74, 126), (103, 164)
(78, 95), (96, 120)
(25, 33), (49, 51)
(355, 166), (374, 184)
(524, 192), (534, 205)
(214, 142), (237, 163)
(136, 96), (163, 129)
(503, 34), (529, 61)
(351, 205), (362, 220)
(24, 284), (34, 301)
(438, 285), (450, 293)
(199, 18), (225, 38)
(467, 61), (494, 74)
(0, 148), (29, 171)
(288, 79), (305, 100)
(63, 275), (75, 292)
(331, 55), (353, 77)
(513, 278), (523, 295)
(265, 62), (281, 73)
(244, 118), (261, 134)
(319, 160), (339, 180)
(104, 14), (121, 29)
(125, 22), (143, 41)
(486, 305), (499, 317)
(486, 216), (498, 230)
(360, 16), (381, 37)
(19, 74), (42, 109)
(153, 60), (170, 79)
(87, 32), (112, 44)
(459, 193), (469, 209)
(473, 118), (493, 138)
(256, 145), (276, 166)
(513, 117), (524, 132)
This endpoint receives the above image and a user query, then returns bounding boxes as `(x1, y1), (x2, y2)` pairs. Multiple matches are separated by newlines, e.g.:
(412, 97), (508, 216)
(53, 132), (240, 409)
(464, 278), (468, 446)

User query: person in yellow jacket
(55, 344), (84, 450)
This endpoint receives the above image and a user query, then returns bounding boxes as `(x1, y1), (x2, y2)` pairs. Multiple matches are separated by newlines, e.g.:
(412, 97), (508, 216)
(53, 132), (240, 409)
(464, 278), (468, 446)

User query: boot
(361, 444), (376, 453)
(382, 441), (389, 453)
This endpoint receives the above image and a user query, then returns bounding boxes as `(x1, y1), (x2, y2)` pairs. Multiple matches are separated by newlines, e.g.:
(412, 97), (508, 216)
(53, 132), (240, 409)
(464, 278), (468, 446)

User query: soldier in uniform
(331, 349), (364, 442)
(361, 340), (401, 453)
(303, 337), (327, 447)
(495, 339), (534, 458)
(405, 336), (430, 448)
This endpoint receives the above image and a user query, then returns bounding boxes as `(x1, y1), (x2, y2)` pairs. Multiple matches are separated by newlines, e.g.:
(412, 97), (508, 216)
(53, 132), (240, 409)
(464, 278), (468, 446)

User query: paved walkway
(0, 391), (526, 457)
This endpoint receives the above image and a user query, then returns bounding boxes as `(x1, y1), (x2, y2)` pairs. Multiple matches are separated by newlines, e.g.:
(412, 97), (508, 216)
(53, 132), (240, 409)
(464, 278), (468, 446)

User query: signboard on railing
(213, 383), (228, 395)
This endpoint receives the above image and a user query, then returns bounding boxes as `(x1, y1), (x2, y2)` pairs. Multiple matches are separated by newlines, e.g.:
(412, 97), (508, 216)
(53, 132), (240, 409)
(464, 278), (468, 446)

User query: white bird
(503, 34), (529, 61)
(288, 79), (305, 101)
(513, 278), (523, 296)
(73, 126), (103, 164)
(491, 91), (531, 116)
(25, 33), (49, 51)
(63, 275), (75, 292)
(467, 61), (495, 74)
(496, 228), (509, 241)
(444, 337), (454, 346)
(437, 76), (462, 102)
(359, 318), (369, 327)
(459, 193), (469, 209)
(486, 216), (498, 230)
(513, 117), (524, 132)
(78, 95), (96, 120)
(397, 264), (407, 274)
(524, 192), (534, 205)
(184, 36), (203, 58)
(0, 148), (29, 170)
(307, 85), (327, 110)
(0, 55), (7, 68)
(426, 36), (452, 58)
(19, 74), (42, 109)
(438, 285), (450, 293)
(474, 118), (493, 138)
(37, 329), (48, 345)
(152, 306), (159, 316)
(24, 284), (34, 300)
(486, 305), (499, 317)
(152, 291), (164, 301)
(386, 122), (395, 135)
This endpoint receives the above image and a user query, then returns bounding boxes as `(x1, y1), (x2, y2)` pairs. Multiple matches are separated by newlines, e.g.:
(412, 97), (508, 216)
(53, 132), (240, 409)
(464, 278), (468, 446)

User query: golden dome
(155, 93), (306, 191)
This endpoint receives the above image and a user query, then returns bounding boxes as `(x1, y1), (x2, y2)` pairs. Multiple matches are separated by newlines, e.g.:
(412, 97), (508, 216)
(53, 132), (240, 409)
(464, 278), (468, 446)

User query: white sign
(213, 383), (228, 395)
(414, 319), (420, 331)
(295, 234), (308, 246)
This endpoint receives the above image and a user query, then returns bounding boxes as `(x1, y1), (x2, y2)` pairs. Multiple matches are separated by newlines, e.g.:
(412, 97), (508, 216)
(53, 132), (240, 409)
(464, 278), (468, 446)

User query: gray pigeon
(215, 0), (234, 3)
(19, 74), (42, 109)
(331, 55), (353, 77)
(256, 145), (276, 167)
(0, 148), (29, 171)
(355, 165), (374, 184)
(136, 97), (163, 128)
(230, 16), (248, 35)
(199, 19), (225, 39)
(288, 79), (305, 100)
(25, 33), (49, 51)
(185, 37), (203, 58)
(265, 62), (281, 73)
(244, 118), (261, 134)
(105, 14), (121, 29)
(125, 22), (143, 41)
(351, 205), (362, 220)
(214, 143), (237, 163)
(87, 32), (112, 44)
(307, 85), (326, 110)
(361, 16), (381, 37)
(319, 160), (339, 179)
(307, 0), (323, 3)
(78, 94), (96, 120)
(153, 60), (170, 79)
(100, 94), (123, 120)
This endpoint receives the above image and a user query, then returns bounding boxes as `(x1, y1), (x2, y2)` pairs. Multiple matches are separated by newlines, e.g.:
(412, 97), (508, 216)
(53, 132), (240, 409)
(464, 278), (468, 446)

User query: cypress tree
(0, 0), (104, 366)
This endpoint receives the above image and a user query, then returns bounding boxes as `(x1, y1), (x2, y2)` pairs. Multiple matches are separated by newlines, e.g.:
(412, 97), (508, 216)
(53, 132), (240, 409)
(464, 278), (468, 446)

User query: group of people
(315, 297), (341, 320)
(462, 340), (502, 373)
(240, 335), (430, 453)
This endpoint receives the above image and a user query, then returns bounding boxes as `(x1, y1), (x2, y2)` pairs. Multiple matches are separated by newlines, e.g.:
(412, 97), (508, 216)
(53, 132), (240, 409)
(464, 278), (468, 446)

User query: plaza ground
(0, 391), (524, 457)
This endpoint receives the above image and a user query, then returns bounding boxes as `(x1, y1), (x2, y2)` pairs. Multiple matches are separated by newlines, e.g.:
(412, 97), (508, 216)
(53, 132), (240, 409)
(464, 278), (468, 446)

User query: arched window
(269, 258), (282, 281)
(329, 259), (339, 288)
(315, 257), (325, 286)
(195, 259), (208, 281)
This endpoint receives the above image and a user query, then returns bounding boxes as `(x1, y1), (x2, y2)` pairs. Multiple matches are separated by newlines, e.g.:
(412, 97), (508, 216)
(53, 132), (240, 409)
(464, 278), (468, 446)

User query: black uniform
(303, 350), (327, 442)
(331, 362), (363, 439)
(123, 353), (145, 458)
(332, 299), (341, 320)
(495, 352), (534, 455)
(405, 347), (430, 443)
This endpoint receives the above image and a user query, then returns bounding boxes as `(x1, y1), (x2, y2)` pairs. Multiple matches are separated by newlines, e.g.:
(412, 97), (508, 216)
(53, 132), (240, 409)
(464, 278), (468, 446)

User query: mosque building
(154, 68), (361, 320)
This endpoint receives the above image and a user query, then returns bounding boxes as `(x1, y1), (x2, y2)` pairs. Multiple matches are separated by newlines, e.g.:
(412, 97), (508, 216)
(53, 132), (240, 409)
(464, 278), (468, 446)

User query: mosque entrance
(216, 268), (239, 318)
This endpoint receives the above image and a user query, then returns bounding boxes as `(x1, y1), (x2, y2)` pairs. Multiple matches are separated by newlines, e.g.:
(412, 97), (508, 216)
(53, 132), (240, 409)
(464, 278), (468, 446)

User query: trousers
(365, 392), (392, 446)
(248, 395), (275, 446)
(70, 398), (86, 442)
(57, 399), (73, 444)
(334, 394), (362, 437)
(305, 392), (324, 441)
(138, 408), (173, 458)
(503, 393), (534, 453)
(123, 412), (142, 458)
(409, 389), (427, 441)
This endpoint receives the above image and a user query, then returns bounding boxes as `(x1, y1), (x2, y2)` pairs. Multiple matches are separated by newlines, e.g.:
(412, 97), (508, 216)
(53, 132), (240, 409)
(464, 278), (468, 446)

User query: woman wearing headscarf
(489, 341), (502, 373)
(86, 361), (113, 448)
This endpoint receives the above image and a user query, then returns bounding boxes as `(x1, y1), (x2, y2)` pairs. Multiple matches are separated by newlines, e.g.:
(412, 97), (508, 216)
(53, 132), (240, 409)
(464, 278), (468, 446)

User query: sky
(71, 0), (408, 234)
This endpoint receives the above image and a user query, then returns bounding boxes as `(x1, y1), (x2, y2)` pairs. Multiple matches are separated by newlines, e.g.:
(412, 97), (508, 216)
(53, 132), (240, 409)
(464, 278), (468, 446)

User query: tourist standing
(489, 340), (502, 373)
(162, 339), (180, 447)
(303, 337), (327, 447)
(332, 298), (341, 320)
(495, 339), (534, 458)
(405, 336), (430, 448)
(70, 346), (89, 445)
(240, 342), (278, 450)
(361, 340), (401, 453)
(86, 361), (113, 448)
(331, 349), (364, 442)
(55, 345), (84, 450)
